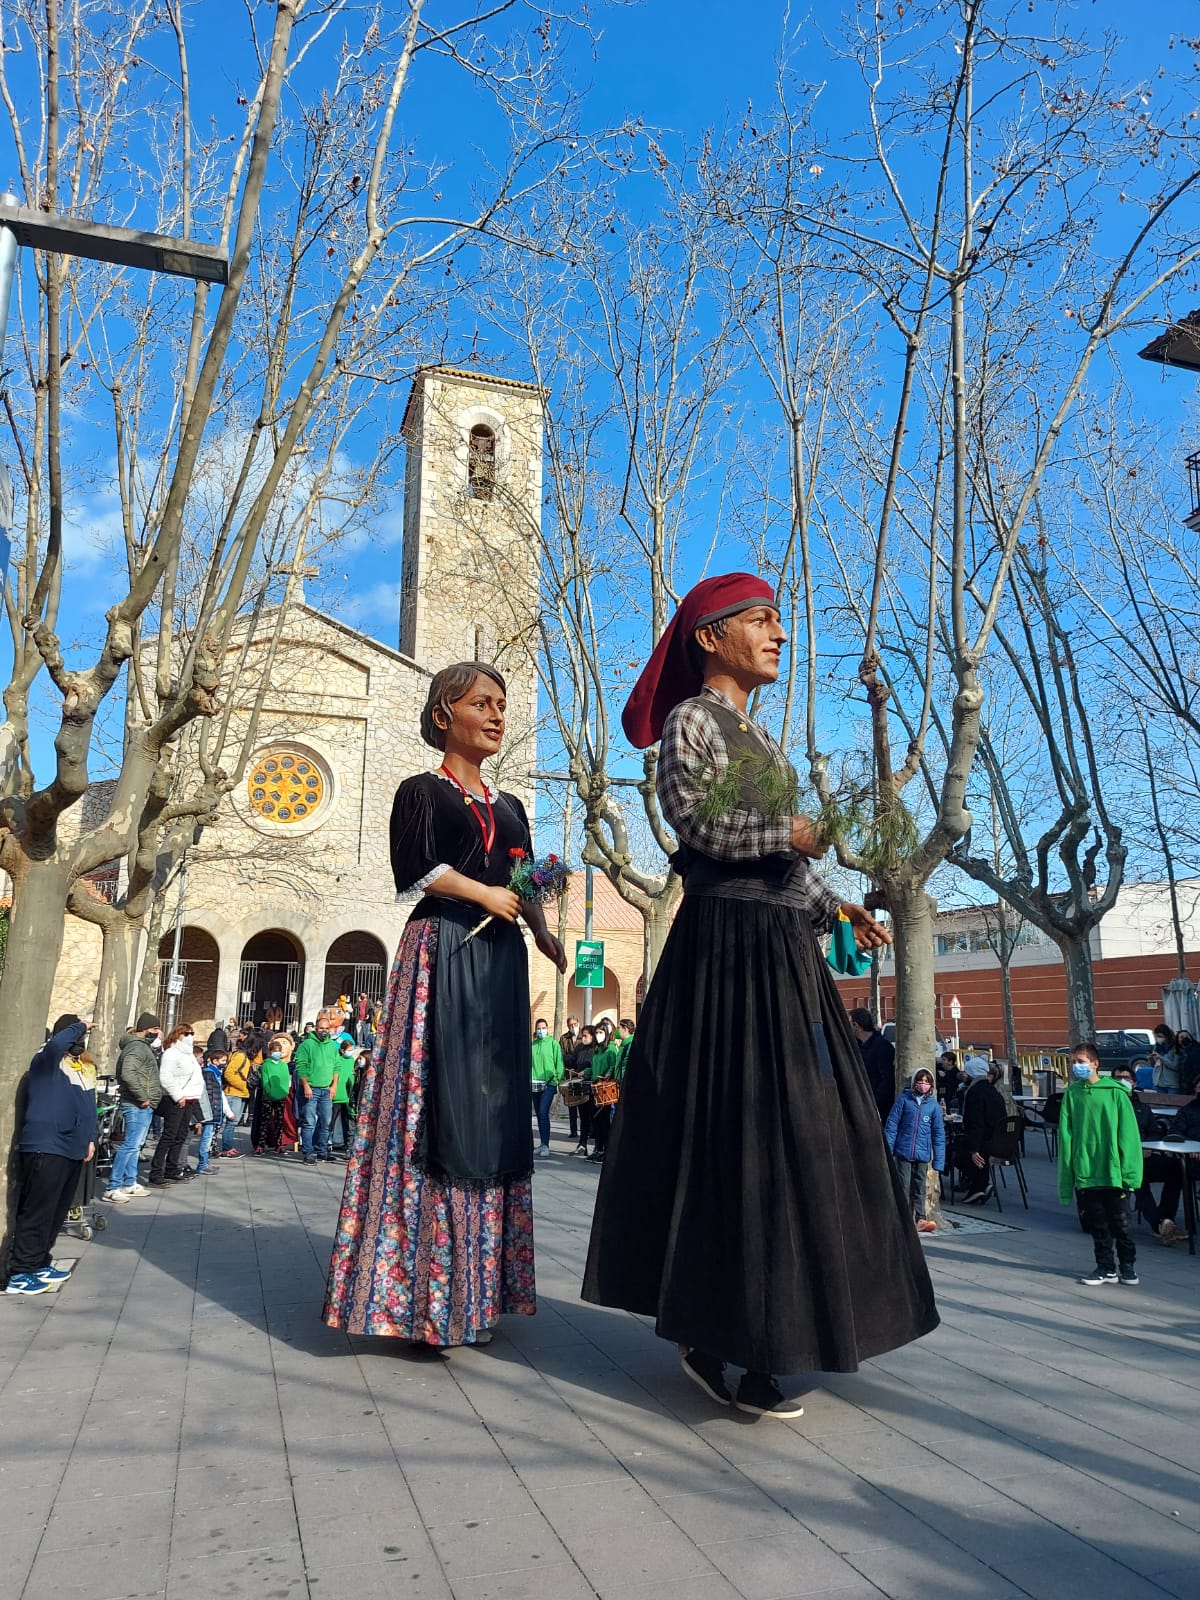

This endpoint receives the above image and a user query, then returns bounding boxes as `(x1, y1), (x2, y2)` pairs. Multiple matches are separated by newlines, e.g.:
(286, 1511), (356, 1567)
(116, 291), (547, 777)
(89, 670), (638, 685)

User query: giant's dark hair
(420, 661), (507, 750)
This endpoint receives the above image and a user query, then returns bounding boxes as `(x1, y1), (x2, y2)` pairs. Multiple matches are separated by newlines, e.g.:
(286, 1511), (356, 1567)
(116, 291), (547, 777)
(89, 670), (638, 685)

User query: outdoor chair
(983, 1115), (1029, 1212)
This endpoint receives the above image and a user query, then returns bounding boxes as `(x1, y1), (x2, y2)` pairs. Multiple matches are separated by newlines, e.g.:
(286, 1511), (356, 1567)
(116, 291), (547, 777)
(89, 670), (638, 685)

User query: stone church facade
(48, 365), (547, 1033)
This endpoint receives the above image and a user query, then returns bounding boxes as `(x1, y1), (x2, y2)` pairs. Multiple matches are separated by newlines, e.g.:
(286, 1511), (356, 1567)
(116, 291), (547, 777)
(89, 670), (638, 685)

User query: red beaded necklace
(439, 764), (496, 862)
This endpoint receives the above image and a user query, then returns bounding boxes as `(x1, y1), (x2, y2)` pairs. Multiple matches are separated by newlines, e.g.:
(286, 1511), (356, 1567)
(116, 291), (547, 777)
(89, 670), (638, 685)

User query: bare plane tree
(0, 0), (584, 1249)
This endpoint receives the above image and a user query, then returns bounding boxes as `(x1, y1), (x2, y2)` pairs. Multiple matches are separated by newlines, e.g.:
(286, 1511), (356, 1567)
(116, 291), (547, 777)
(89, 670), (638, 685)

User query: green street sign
(574, 939), (605, 988)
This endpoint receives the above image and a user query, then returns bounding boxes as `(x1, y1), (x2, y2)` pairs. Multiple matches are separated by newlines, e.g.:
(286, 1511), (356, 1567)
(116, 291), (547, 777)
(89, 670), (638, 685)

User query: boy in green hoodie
(1058, 1040), (1144, 1287)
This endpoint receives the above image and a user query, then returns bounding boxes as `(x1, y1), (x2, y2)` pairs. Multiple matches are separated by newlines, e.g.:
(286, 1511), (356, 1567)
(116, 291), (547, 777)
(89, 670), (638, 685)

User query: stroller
(63, 1083), (122, 1243)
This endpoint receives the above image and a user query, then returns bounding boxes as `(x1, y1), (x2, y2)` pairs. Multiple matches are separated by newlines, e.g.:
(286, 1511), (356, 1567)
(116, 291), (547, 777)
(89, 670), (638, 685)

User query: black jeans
(10, 1151), (83, 1274)
(1079, 1186), (1136, 1274)
(1136, 1153), (1183, 1231)
(150, 1097), (193, 1179)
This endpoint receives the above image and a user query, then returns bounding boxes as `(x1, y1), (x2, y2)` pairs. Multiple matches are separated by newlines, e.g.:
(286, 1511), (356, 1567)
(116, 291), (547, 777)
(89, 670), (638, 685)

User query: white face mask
(536, 1028), (547, 1038)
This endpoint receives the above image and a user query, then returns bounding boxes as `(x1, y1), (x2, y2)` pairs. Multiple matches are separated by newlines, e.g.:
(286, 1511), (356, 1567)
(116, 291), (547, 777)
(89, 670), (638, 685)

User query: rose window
(248, 750), (325, 824)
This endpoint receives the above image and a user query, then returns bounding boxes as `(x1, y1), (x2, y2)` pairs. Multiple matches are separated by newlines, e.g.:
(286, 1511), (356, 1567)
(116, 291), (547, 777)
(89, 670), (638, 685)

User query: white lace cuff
(396, 862), (453, 901)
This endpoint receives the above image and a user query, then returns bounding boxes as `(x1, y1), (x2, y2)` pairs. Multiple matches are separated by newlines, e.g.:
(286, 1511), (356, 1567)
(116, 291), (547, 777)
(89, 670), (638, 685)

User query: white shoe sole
(735, 1398), (805, 1420)
(680, 1354), (732, 1407)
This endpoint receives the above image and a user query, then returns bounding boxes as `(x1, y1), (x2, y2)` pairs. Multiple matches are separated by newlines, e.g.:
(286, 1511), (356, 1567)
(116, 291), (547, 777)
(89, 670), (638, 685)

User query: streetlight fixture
(0, 192), (229, 586)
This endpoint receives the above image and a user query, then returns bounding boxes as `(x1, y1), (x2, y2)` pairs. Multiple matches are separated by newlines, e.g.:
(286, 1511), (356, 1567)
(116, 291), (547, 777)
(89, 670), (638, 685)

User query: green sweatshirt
(1057, 1077), (1144, 1201)
(589, 1042), (618, 1081)
(293, 1032), (340, 1092)
(332, 1054), (356, 1105)
(615, 1035), (634, 1083)
(260, 1054), (292, 1102)
(531, 1034), (565, 1086)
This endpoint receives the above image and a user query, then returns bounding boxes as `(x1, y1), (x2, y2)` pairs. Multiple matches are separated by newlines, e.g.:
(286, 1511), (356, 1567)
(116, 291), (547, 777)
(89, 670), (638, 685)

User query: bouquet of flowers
(464, 847), (573, 943)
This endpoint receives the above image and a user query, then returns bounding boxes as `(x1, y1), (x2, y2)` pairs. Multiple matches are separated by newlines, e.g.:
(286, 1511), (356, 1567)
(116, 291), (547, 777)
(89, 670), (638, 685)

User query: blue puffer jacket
(884, 1086), (946, 1170)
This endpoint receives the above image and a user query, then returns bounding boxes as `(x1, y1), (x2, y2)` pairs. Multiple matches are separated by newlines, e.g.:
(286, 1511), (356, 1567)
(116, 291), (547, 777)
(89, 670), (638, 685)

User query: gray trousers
(895, 1158), (929, 1221)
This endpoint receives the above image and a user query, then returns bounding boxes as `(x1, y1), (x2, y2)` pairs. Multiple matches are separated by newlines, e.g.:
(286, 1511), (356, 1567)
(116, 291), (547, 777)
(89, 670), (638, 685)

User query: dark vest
(672, 696), (814, 909)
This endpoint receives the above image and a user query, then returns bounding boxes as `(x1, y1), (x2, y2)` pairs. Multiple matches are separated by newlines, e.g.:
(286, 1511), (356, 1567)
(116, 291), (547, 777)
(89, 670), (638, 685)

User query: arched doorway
(156, 927), (220, 1025)
(567, 966), (621, 1025)
(324, 931), (389, 1012)
(238, 930), (305, 1031)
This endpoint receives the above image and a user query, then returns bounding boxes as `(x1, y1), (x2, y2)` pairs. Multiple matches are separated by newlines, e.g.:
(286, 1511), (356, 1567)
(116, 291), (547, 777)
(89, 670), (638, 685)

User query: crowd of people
(98, 1005), (373, 1207)
(533, 1014), (635, 1161)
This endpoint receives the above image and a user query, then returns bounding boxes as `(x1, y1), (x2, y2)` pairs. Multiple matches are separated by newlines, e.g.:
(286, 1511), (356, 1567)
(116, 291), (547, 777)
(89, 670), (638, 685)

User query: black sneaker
(303, 1155), (318, 1165)
(735, 1372), (804, 1420)
(1080, 1269), (1119, 1286)
(147, 1176), (168, 1187)
(1118, 1269), (1140, 1285)
(681, 1349), (732, 1406)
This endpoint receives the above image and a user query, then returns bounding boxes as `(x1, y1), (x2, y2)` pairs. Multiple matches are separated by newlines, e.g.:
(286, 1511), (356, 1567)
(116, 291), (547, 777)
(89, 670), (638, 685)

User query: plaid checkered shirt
(658, 685), (843, 932)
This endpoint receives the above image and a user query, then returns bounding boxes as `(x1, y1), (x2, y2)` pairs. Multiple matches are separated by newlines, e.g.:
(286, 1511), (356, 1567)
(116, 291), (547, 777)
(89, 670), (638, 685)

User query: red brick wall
(833, 951), (1200, 1050)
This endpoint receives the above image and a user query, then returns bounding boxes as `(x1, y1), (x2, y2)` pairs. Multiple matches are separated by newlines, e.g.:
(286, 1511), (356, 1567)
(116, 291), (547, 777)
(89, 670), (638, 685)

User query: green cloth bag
(827, 912), (871, 977)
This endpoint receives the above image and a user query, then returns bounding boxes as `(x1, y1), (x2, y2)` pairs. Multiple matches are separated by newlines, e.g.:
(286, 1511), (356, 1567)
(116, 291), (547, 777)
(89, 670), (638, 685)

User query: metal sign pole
(164, 865), (187, 1031)
(582, 863), (594, 1027)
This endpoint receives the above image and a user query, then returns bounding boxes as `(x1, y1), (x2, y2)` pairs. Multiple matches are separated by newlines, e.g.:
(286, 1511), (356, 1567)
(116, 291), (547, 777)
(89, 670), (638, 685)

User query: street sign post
(950, 993), (962, 1051)
(574, 939), (605, 990)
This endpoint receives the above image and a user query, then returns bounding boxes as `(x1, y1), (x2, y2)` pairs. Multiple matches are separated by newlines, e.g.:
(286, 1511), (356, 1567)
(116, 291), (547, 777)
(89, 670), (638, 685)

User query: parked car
(1089, 1029), (1155, 1074)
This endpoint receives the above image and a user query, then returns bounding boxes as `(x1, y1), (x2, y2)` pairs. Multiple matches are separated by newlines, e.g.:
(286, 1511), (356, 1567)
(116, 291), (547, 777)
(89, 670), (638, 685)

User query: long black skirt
(581, 894), (939, 1374)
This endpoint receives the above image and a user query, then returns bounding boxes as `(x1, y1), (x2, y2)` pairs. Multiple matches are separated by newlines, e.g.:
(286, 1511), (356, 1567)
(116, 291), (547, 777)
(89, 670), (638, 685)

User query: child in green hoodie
(1058, 1041), (1144, 1287)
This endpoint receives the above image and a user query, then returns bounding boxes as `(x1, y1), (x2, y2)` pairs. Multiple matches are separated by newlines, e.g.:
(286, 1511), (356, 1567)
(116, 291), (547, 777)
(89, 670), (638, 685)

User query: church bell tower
(398, 365), (544, 781)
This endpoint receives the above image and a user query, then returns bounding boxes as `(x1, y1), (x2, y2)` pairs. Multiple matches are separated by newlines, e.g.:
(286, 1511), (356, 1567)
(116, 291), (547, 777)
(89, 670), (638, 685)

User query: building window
(468, 424), (496, 500)
(248, 747), (328, 825)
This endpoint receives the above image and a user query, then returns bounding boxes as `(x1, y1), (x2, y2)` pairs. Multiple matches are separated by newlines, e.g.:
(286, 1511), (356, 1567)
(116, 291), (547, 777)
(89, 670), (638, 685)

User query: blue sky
(4, 0), (1200, 838)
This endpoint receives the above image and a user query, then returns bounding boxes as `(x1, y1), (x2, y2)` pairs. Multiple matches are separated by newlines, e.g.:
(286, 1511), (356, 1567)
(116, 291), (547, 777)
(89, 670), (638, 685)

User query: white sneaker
(125, 1182), (151, 1197)
(536, 1144), (551, 1158)
(102, 1189), (132, 1204)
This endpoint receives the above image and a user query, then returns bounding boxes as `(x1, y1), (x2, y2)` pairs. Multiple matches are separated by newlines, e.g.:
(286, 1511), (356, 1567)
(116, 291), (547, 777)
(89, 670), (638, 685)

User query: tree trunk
(642, 889), (676, 1000)
(886, 878), (938, 1087)
(0, 855), (73, 1268)
(885, 877), (942, 1226)
(92, 915), (142, 1073)
(1059, 934), (1096, 1044)
(137, 893), (167, 1021)
(999, 953), (1019, 1074)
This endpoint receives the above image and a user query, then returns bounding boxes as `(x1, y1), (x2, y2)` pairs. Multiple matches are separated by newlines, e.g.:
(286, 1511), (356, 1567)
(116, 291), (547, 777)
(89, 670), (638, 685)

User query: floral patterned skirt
(322, 915), (536, 1345)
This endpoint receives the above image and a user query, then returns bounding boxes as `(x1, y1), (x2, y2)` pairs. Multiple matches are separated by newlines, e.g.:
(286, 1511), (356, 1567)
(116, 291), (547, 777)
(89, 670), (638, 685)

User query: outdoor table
(1141, 1140), (1200, 1257)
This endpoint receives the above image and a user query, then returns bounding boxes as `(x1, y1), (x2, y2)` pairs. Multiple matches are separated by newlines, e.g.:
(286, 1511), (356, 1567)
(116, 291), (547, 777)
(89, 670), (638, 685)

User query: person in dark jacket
(6, 1016), (94, 1295)
(850, 1008), (896, 1119)
(1111, 1065), (1179, 1243)
(956, 1056), (1006, 1203)
(883, 1069), (946, 1233)
(105, 1013), (163, 1201)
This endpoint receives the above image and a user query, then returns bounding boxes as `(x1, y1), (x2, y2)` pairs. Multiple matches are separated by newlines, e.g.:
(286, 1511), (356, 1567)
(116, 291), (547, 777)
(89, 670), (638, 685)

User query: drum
(560, 1080), (592, 1107)
(592, 1079), (620, 1109)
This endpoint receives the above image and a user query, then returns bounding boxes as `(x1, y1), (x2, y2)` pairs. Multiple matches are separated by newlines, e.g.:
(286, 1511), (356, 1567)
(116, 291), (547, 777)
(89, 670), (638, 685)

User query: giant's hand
(842, 902), (892, 951)
(535, 929), (568, 973)
(790, 814), (826, 858)
(479, 885), (520, 923)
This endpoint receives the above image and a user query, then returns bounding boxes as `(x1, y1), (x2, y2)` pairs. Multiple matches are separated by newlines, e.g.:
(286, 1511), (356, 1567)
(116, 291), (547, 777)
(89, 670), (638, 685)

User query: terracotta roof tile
(561, 871), (645, 933)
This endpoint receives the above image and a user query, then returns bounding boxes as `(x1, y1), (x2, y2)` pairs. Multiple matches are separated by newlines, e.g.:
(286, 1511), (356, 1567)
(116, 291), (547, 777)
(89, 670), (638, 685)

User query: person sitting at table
(956, 1056), (1006, 1203)
(1111, 1065), (1179, 1244)
(936, 1051), (961, 1109)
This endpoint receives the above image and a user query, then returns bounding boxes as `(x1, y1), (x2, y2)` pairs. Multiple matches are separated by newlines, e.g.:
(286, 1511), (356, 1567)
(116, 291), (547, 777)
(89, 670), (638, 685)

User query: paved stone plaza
(2, 1127), (1199, 1600)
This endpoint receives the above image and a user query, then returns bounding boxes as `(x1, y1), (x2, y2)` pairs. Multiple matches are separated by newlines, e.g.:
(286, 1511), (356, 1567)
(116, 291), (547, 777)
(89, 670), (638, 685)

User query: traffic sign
(574, 939), (605, 989)
(949, 994), (962, 1019)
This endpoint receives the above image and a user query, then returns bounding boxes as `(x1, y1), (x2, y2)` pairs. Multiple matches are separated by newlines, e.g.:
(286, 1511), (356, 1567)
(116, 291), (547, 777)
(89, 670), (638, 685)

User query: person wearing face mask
(1150, 1025), (1182, 1092)
(883, 1069), (946, 1234)
(330, 1040), (359, 1156)
(294, 1010), (342, 1164)
(151, 1024), (205, 1185)
(571, 1025), (598, 1156)
(105, 1013), (163, 1203)
(530, 1018), (565, 1158)
(956, 1056), (1006, 1203)
(199, 1031), (230, 1174)
(254, 1033), (295, 1155)
(1059, 1042), (1143, 1286)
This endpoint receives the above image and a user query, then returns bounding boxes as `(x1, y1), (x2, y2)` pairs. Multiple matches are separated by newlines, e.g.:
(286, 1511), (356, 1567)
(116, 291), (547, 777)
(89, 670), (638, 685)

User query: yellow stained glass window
(248, 750), (325, 823)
